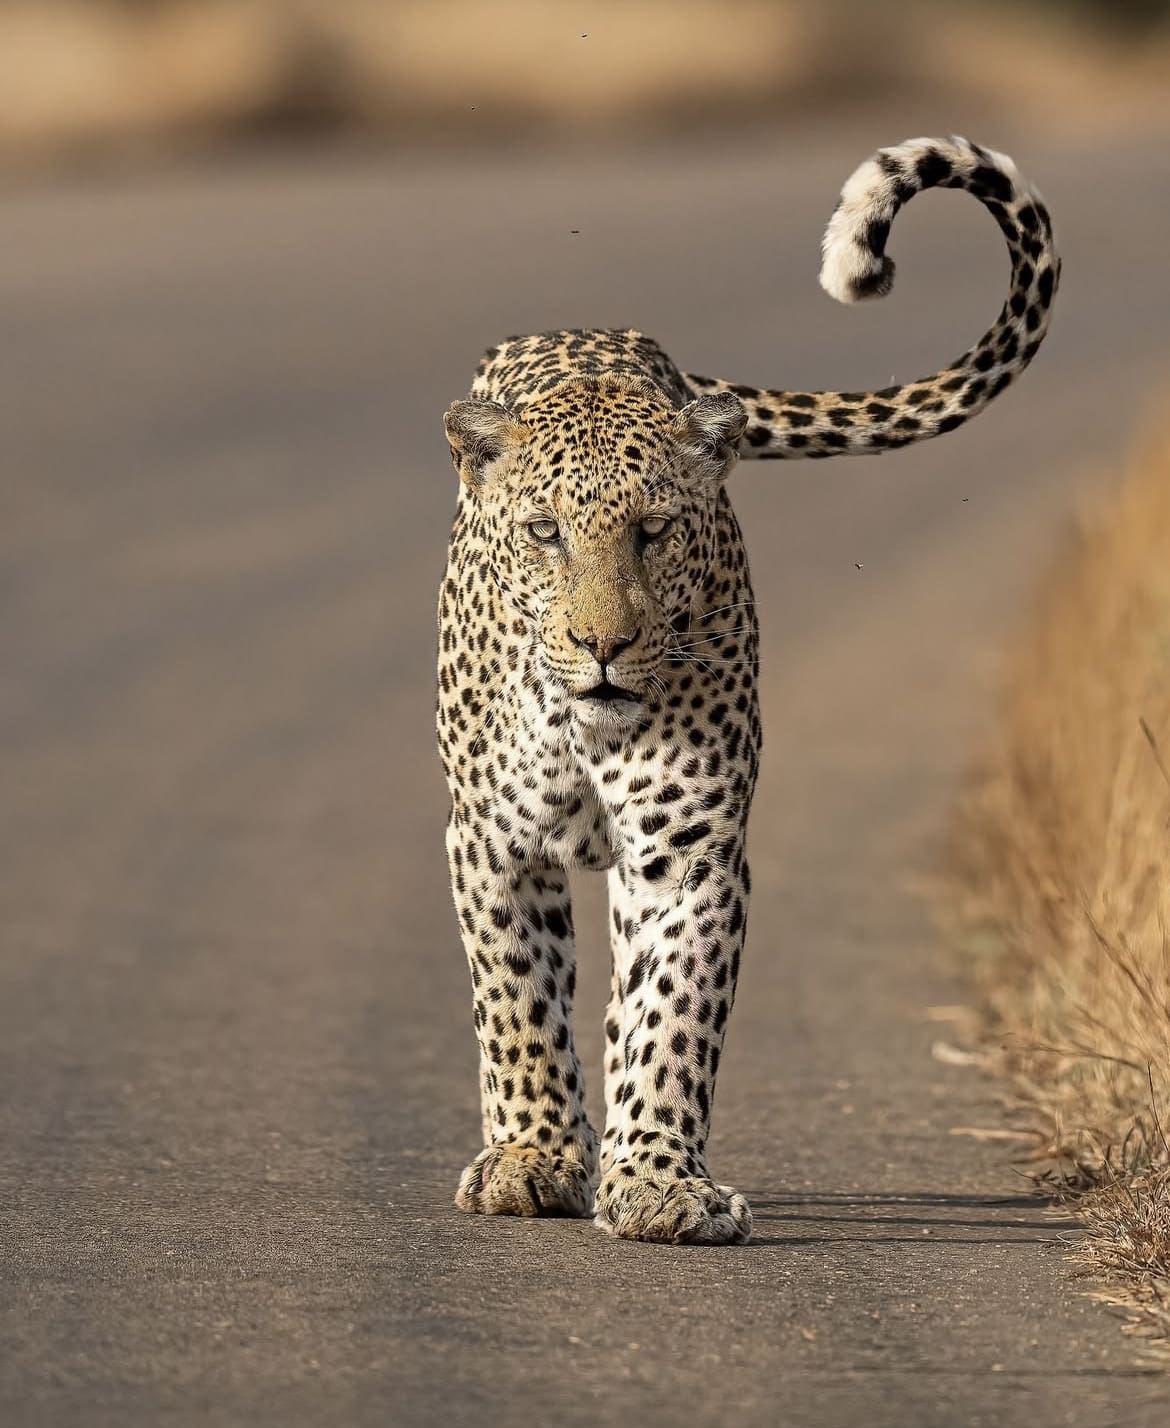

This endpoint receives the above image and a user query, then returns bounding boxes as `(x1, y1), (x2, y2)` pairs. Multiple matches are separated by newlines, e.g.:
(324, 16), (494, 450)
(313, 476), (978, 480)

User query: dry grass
(950, 416), (1170, 1346)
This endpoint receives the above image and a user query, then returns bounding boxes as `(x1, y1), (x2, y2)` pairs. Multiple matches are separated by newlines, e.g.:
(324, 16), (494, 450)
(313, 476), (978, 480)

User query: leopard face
(444, 374), (746, 724)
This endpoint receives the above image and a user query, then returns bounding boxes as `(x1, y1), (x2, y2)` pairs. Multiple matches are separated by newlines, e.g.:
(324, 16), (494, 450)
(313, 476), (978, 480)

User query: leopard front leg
(600, 867), (630, 1175)
(596, 842), (752, 1244)
(447, 821), (598, 1218)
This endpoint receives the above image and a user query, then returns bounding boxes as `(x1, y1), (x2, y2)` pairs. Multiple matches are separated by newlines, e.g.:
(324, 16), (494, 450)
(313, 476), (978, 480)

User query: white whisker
(673, 625), (753, 648)
(665, 653), (743, 668)
(696, 599), (756, 623)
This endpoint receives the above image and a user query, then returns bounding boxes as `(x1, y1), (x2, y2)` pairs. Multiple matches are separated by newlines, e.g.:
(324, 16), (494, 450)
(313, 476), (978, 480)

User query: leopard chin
(571, 690), (645, 732)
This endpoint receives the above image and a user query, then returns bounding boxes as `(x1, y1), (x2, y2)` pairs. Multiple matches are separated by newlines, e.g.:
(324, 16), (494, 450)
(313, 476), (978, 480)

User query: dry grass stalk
(951, 415), (1170, 1345)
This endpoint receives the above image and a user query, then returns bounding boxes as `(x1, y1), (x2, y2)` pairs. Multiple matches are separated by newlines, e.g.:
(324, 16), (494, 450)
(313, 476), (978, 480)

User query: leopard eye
(528, 518), (560, 543)
(640, 515), (673, 541)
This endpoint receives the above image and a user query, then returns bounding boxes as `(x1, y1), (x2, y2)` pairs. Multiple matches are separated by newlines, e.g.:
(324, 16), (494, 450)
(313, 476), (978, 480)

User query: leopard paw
(594, 1166), (752, 1244)
(455, 1144), (595, 1219)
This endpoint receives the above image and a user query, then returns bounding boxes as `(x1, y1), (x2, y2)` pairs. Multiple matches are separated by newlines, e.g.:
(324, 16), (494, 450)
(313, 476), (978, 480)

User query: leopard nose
(569, 629), (639, 665)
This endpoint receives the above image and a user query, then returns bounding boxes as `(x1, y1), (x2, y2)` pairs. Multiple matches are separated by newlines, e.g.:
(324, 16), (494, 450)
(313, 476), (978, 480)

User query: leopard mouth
(577, 680), (640, 703)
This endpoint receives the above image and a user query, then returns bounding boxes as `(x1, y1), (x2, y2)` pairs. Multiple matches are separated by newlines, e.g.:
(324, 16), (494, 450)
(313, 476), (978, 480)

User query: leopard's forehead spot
(512, 376), (683, 512)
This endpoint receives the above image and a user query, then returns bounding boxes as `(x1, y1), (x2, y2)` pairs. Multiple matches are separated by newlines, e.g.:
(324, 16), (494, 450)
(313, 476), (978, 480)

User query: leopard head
(444, 373), (746, 725)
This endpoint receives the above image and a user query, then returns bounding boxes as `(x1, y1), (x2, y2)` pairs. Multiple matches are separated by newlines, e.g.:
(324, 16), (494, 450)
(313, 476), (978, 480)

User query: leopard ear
(672, 392), (748, 482)
(444, 399), (530, 488)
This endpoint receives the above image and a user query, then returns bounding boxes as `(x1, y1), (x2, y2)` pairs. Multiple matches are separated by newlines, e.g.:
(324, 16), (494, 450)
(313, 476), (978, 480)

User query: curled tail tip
(818, 134), (1050, 308)
(819, 250), (896, 305)
(818, 147), (905, 305)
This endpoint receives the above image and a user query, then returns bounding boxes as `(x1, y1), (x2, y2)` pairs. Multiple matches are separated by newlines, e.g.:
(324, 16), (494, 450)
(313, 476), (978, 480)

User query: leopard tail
(684, 135), (1060, 459)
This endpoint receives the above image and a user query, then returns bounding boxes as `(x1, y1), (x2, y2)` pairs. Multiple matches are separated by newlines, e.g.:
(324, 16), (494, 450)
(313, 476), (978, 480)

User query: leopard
(435, 136), (1059, 1244)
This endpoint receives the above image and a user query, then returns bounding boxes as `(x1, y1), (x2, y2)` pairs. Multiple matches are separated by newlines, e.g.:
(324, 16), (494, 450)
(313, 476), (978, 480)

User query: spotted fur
(436, 137), (1058, 1244)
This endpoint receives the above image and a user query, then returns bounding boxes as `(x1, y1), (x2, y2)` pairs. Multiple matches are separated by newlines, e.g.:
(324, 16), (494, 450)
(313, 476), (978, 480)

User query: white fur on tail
(819, 136), (1026, 305)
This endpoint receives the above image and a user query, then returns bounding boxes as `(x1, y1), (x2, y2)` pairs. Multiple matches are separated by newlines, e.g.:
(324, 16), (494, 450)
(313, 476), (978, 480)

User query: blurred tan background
(3, 0), (1170, 167)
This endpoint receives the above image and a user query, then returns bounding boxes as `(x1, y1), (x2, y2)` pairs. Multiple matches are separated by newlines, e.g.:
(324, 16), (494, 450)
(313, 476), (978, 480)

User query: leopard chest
(455, 704), (616, 872)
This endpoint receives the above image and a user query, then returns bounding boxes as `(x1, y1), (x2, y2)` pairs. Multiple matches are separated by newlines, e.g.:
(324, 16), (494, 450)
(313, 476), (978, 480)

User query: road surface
(3, 124), (1170, 1426)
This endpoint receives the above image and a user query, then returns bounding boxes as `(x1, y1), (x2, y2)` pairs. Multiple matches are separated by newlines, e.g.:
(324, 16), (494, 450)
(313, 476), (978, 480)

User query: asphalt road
(3, 124), (1170, 1427)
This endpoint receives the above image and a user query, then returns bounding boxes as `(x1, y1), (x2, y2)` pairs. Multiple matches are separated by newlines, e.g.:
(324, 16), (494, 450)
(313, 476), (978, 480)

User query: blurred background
(2, 0), (1170, 165)
(5, 2), (1170, 1424)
